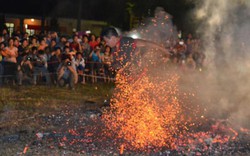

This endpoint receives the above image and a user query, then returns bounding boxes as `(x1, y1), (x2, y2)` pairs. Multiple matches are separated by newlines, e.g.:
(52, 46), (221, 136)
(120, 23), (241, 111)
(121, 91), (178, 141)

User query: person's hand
(17, 65), (21, 71)
(51, 51), (55, 56)
(24, 60), (31, 65)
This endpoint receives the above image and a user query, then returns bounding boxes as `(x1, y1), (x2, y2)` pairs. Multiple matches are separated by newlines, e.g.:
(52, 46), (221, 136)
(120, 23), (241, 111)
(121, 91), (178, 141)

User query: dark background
(0, 0), (196, 34)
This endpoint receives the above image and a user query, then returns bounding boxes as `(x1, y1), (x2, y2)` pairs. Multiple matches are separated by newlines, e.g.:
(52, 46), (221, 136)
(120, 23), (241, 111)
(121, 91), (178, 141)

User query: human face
(83, 36), (88, 43)
(40, 40), (45, 45)
(22, 40), (27, 46)
(76, 54), (82, 59)
(105, 46), (111, 53)
(91, 35), (95, 41)
(8, 39), (14, 46)
(73, 36), (78, 43)
(103, 36), (116, 48)
(14, 39), (19, 46)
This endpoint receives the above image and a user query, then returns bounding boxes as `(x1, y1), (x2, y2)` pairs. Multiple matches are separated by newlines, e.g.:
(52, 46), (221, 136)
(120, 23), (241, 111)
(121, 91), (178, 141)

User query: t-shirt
(3, 47), (18, 63)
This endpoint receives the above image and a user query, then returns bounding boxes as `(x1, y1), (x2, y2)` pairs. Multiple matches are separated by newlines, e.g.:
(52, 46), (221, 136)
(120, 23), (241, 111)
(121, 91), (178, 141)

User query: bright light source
(25, 24), (28, 29)
(31, 19), (34, 22)
(85, 30), (91, 34)
(131, 34), (139, 39)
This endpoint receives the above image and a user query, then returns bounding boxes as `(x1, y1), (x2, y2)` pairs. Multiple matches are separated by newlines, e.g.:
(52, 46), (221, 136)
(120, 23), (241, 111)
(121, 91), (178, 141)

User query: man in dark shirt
(101, 27), (170, 80)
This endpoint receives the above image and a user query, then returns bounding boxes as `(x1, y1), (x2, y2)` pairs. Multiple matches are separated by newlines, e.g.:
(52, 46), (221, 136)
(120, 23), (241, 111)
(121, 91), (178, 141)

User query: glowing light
(31, 18), (34, 22)
(131, 33), (140, 39)
(85, 30), (91, 34)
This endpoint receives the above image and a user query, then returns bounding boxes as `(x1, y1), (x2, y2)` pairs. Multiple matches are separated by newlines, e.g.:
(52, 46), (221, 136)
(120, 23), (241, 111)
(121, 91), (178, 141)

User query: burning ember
(99, 62), (250, 154)
(101, 66), (190, 151)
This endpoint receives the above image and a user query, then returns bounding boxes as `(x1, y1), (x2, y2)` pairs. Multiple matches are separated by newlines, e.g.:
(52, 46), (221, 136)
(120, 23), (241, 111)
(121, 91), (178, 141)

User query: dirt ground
(1, 82), (250, 156)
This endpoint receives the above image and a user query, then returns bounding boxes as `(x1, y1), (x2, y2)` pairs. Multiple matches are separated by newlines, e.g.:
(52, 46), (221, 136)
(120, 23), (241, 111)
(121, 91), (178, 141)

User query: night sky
(0, 0), (194, 32)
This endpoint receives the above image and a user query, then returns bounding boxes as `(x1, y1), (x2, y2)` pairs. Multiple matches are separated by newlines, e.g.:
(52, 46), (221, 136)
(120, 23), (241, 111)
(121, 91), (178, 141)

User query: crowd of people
(0, 28), (205, 89)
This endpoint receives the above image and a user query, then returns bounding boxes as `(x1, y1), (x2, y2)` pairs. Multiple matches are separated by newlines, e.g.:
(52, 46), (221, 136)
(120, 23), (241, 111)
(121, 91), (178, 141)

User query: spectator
(17, 53), (33, 85)
(22, 32), (29, 41)
(48, 47), (61, 84)
(174, 39), (187, 63)
(2, 28), (9, 44)
(89, 34), (98, 51)
(13, 37), (20, 48)
(63, 46), (71, 54)
(57, 36), (67, 50)
(70, 35), (82, 53)
(18, 39), (29, 56)
(1, 38), (18, 85)
(28, 36), (39, 50)
(101, 45), (113, 82)
(0, 42), (6, 86)
(38, 38), (48, 51)
(50, 31), (59, 43)
(81, 35), (91, 59)
(0, 61), (3, 86)
(48, 39), (57, 52)
(89, 46), (102, 83)
(57, 53), (78, 90)
(32, 49), (51, 85)
(75, 52), (86, 84)
(81, 35), (91, 76)
(0, 34), (5, 43)
(96, 36), (102, 46)
(13, 30), (22, 40)
(45, 33), (51, 45)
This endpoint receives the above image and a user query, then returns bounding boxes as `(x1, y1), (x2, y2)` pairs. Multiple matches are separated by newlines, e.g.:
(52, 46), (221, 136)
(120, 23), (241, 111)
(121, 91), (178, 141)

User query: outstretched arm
(135, 39), (171, 57)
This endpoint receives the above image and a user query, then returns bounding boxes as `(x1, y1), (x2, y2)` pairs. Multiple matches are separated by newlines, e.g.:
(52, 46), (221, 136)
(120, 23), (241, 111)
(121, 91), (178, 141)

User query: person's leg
(3, 62), (10, 84)
(7, 62), (17, 85)
(90, 62), (96, 83)
(0, 63), (3, 86)
(33, 67), (40, 85)
(41, 67), (51, 85)
(13, 63), (17, 85)
(58, 78), (66, 87)
(94, 62), (102, 82)
(68, 73), (75, 90)
(17, 69), (23, 85)
(78, 65), (85, 84)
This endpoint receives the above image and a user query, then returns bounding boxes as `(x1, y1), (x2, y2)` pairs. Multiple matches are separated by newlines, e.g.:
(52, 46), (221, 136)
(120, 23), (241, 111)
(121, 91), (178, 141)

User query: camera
(26, 56), (32, 61)
(179, 41), (184, 45)
(66, 61), (71, 66)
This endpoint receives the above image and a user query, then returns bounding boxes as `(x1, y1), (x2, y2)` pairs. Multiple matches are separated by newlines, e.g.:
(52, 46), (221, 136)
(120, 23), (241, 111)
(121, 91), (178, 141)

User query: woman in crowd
(88, 34), (98, 51)
(101, 45), (113, 82)
(89, 46), (102, 83)
(1, 38), (18, 84)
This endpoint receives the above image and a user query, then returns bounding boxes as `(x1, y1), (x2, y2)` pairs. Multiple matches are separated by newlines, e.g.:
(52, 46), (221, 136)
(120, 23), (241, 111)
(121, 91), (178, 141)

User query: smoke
(117, 4), (250, 130)
(192, 0), (250, 128)
(126, 7), (179, 48)
(123, 3), (250, 129)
